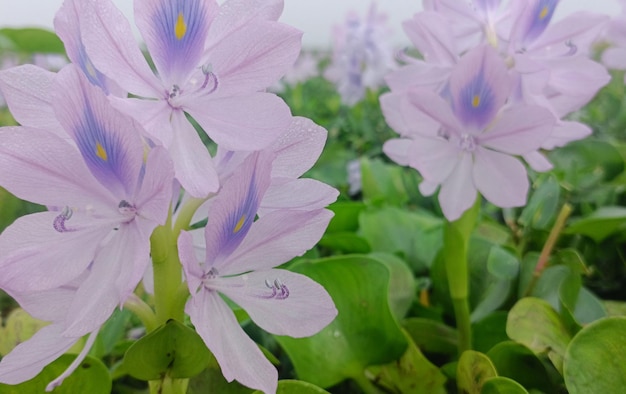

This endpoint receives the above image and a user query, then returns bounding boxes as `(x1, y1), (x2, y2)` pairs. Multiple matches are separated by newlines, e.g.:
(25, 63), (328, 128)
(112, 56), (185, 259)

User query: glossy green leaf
(519, 174), (561, 230)
(0, 355), (111, 393)
(564, 317), (626, 394)
(456, 350), (497, 394)
(487, 246), (519, 281)
(369, 252), (416, 320)
(506, 298), (572, 374)
(325, 202), (366, 233)
(487, 341), (558, 393)
(481, 377), (529, 394)
(359, 206), (443, 272)
(360, 157), (409, 206)
(403, 318), (458, 355)
(565, 206), (626, 242)
(318, 232), (371, 253)
(366, 329), (447, 394)
(0, 28), (65, 54)
(275, 256), (407, 388)
(472, 312), (509, 354)
(122, 319), (211, 380)
(252, 380), (330, 394)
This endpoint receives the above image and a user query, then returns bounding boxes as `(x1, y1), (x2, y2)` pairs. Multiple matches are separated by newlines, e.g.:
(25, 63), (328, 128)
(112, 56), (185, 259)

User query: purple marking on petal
(215, 172), (262, 259)
(73, 102), (129, 196)
(520, 0), (558, 45)
(455, 70), (496, 129)
(77, 42), (110, 94)
(151, 0), (209, 80)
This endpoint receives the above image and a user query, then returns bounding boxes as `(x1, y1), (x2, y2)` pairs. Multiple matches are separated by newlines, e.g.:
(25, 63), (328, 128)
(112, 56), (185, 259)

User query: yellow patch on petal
(472, 95), (481, 108)
(96, 142), (108, 161)
(539, 6), (549, 20)
(175, 12), (187, 40)
(233, 214), (246, 234)
(85, 60), (98, 79)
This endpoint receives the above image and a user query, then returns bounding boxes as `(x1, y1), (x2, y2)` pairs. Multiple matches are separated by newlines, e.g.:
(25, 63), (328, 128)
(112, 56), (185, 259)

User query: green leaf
(403, 318), (458, 355)
(252, 380), (330, 394)
(360, 157), (408, 206)
(275, 256), (408, 388)
(122, 319), (211, 380)
(487, 341), (559, 393)
(359, 206), (443, 272)
(456, 350), (497, 394)
(565, 206), (626, 242)
(487, 246), (519, 281)
(0, 308), (48, 356)
(472, 312), (509, 354)
(325, 202), (366, 233)
(318, 232), (371, 254)
(506, 298), (572, 374)
(564, 317), (626, 394)
(519, 174), (561, 230)
(369, 252), (416, 320)
(366, 329), (447, 394)
(0, 28), (65, 54)
(0, 355), (111, 393)
(481, 377), (529, 394)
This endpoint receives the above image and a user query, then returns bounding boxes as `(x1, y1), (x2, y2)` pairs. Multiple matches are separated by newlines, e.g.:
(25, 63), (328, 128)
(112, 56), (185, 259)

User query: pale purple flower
(178, 151), (336, 393)
(383, 45), (555, 220)
(76, 0), (300, 197)
(324, 2), (396, 105)
(0, 65), (173, 339)
(0, 281), (101, 390)
(601, 0), (626, 82)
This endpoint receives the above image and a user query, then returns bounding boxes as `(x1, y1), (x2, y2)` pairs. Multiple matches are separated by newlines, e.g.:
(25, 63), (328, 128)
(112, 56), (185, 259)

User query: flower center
(458, 134), (477, 152)
(166, 64), (219, 108)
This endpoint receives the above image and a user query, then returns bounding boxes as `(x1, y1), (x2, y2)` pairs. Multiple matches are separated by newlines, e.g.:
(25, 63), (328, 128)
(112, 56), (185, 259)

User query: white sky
(0, 0), (622, 48)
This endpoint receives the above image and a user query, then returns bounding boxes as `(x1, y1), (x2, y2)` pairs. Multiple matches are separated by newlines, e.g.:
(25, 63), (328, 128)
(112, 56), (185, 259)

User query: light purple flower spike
(77, 0), (300, 197)
(178, 152), (336, 393)
(0, 65), (173, 339)
(383, 46), (555, 220)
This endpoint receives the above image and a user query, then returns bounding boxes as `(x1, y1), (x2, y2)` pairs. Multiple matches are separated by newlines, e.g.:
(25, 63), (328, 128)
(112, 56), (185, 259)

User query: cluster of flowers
(381, 0), (611, 220)
(324, 3), (396, 105)
(0, 0), (338, 393)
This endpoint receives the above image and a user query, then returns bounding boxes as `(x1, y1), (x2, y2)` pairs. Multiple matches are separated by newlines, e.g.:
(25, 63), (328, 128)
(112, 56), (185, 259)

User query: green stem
(151, 214), (184, 325)
(173, 196), (211, 235)
(524, 203), (573, 297)
(123, 294), (158, 333)
(352, 373), (382, 394)
(444, 198), (480, 355)
(149, 376), (189, 394)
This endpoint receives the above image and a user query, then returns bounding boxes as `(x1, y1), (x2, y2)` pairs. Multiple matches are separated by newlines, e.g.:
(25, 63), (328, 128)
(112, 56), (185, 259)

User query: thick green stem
(123, 294), (158, 333)
(444, 198), (480, 355)
(149, 376), (189, 394)
(524, 203), (573, 296)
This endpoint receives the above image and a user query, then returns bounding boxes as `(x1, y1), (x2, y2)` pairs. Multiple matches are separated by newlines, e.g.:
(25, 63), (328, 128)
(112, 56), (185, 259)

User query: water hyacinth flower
(76, 0), (300, 197)
(383, 45), (555, 220)
(0, 280), (101, 390)
(0, 64), (173, 345)
(324, 2), (396, 105)
(178, 152), (337, 393)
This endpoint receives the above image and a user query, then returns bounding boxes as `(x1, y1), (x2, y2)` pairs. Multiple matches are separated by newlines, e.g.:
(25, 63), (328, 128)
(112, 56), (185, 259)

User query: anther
(53, 206), (75, 233)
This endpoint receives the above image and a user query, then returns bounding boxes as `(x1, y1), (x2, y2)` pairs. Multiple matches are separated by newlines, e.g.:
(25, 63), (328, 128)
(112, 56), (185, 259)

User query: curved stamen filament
(263, 278), (290, 300)
(53, 206), (75, 233)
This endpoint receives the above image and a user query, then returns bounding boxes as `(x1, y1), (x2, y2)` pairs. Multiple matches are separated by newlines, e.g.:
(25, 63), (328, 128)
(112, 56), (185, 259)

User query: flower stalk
(443, 197), (480, 354)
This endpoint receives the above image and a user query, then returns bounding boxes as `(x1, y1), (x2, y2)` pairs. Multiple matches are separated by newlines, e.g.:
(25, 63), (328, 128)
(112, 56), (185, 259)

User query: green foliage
(122, 320), (211, 381)
(275, 255), (408, 389)
(564, 317), (626, 394)
(0, 355), (111, 393)
(0, 28), (65, 54)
